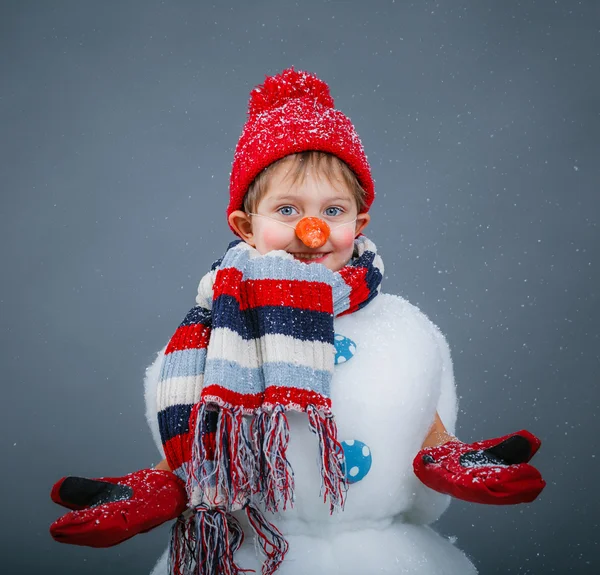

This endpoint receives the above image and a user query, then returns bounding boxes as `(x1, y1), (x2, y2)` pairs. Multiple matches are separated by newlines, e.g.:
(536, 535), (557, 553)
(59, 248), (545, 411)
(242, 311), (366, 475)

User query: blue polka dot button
(341, 439), (372, 484)
(334, 333), (357, 365)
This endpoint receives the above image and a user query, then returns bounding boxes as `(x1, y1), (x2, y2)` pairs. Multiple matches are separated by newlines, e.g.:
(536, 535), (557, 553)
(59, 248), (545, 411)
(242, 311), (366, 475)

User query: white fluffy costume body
(144, 292), (478, 574)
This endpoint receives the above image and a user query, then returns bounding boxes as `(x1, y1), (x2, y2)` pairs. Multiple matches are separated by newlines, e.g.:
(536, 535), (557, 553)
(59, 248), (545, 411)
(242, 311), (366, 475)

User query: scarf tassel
(245, 505), (289, 575)
(190, 403), (255, 508)
(252, 406), (295, 513)
(306, 404), (348, 513)
(189, 403), (344, 515)
(168, 506), (249, 575)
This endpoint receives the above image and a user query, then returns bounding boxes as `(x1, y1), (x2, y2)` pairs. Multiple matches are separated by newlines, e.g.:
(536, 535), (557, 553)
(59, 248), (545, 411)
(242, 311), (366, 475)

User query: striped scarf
(157, 237), (383, 575)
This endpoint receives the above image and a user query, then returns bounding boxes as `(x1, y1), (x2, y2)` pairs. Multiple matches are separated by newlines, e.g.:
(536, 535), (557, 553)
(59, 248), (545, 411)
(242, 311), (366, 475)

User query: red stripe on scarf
(165, 323), (211, 354)
(263, 386), (332, 412)
(213, 267), (244, 300)
(214, 270), (334, 313)
(338, 266), (369, 314)
(201, 385), (265, 412)
(163, 431), (193, 472)
(163, 408), (217, 472)
(241, 279), (334, 312)
(201, 386), (332, 413)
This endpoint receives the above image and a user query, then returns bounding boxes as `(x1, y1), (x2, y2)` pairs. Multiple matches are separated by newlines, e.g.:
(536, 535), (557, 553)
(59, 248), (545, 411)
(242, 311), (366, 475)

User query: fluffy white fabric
(144, 293), (477, 574)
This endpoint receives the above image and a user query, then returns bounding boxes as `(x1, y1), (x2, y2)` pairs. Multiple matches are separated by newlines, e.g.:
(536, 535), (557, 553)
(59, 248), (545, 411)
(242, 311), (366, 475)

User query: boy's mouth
(290, 252), (330, 263)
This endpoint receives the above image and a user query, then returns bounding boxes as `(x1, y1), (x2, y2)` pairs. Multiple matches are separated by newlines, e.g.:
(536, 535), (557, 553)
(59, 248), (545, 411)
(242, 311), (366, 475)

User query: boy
(50, 68), (545, 575)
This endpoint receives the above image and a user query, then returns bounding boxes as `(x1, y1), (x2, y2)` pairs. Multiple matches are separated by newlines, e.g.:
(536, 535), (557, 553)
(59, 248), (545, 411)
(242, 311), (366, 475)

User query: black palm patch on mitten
(58, 477), (133, 508)
(460, 435), (532, 467)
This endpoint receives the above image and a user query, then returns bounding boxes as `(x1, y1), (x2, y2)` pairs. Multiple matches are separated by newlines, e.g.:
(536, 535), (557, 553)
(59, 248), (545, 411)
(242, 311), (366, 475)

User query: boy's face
(228, 160), (370, 272)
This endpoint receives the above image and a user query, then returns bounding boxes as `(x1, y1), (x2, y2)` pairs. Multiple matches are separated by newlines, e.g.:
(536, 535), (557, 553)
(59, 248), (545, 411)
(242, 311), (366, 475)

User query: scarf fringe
(189, 403), (345, 515)
(168, 507), (249, 575)
(223, 407), (256, 504)
(306, 404), (348, 513)
(252, 406), (295, 513)
(245, 505), (289, 575)
(167, 505), (289, 575)
(189, 403), (255, 509)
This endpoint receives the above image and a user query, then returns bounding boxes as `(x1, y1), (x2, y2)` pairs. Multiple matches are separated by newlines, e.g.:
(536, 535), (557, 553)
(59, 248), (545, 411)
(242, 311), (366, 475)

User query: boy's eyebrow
(268, 194), (352, 204)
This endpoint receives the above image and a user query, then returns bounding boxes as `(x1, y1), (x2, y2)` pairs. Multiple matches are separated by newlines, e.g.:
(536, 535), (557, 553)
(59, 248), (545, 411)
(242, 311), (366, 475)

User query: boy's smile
(228, 158), (370, 272)
(288, 252), (330, 263)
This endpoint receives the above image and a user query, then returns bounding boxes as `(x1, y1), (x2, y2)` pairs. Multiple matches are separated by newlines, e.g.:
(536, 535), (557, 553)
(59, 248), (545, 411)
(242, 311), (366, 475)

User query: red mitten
(413, 429), (546, 505)
(50, 468), (188, 547)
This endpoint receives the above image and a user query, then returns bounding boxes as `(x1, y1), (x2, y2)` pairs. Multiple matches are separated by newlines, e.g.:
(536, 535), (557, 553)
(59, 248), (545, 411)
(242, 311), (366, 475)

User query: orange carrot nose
(295, 217), (331, 248)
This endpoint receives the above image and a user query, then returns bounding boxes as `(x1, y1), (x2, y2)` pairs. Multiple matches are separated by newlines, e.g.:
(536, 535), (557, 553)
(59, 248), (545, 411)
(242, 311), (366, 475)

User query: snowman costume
(48, 68), (544, 570)
(144, 68), (477, 574)
(144, 290), (478, 574)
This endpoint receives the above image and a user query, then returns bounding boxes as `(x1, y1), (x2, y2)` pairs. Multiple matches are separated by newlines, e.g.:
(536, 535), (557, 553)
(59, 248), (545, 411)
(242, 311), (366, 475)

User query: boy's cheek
(258, 227), (289, 251)
(336, 228), (356, 246)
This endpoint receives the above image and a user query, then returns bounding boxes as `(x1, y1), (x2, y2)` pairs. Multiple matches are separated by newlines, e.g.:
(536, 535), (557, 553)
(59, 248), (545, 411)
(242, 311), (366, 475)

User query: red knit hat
(227, 68), (375, 234)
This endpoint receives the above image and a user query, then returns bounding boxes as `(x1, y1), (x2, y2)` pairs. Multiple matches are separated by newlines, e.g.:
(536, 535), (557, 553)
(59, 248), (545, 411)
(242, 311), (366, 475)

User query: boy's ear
(228, 210), (255, 246)
(354, 213), (370, 237)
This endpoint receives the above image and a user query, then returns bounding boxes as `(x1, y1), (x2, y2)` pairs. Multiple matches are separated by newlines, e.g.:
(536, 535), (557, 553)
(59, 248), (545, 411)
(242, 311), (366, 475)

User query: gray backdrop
(2, 1), (598, 573)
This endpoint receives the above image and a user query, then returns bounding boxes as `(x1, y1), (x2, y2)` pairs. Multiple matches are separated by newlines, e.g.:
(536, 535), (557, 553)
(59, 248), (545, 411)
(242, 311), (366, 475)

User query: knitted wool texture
(227, 68), (375, 235)
(156, 237), (384, 575)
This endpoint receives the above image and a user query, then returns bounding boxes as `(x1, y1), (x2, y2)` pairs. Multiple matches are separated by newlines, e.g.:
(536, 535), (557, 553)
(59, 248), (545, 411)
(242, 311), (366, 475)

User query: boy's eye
(324, 207), (343, 217)
(277, 206), (298, 216)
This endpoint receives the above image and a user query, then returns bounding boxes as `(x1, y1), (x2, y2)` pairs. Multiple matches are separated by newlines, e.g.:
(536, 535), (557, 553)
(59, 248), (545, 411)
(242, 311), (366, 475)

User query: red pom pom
(248, 68), (335, 116)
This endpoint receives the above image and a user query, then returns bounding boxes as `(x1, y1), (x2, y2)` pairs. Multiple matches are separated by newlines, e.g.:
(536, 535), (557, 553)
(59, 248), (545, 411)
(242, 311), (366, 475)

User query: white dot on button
(349, 466), (359, 477)
(345, 440), (355, 446)
(337, 356), (347, 363)
(362, 446), (370, 456)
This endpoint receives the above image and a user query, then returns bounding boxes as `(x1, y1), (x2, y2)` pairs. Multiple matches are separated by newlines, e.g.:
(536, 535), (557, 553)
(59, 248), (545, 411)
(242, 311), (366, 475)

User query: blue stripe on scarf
(180, 305), (212, 327)
(210, 240), (242, 270)
(211, 295), (334, 342)
(160, 348), (207, 379)
(158, 404), (218, 444)
(357, 277), (382, 310)
(203, 359), (333, 396)
(351, 245), (375, 268)
(359, 252), (383, 310)
(241, 255), (337, 283)
(158, 403), (193, 443)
